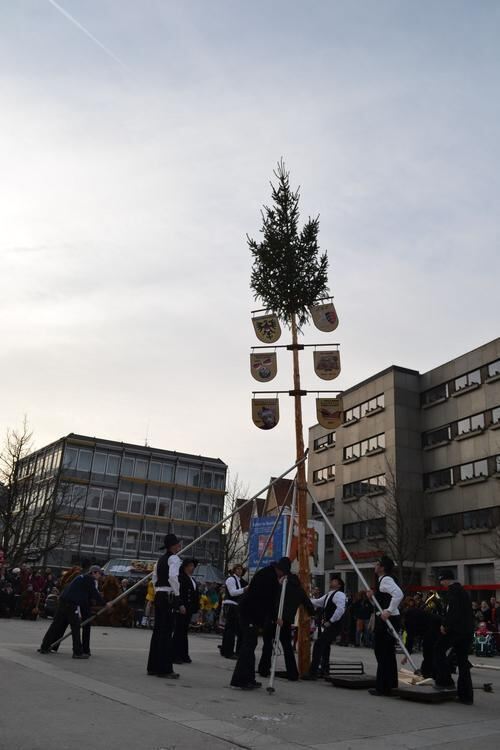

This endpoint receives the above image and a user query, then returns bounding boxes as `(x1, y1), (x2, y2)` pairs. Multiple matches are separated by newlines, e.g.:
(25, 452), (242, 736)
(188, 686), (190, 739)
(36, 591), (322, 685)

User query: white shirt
(152, 553), (182, 596)
(378, 575), (403, 616)
(225, 574), (245, 605)
(311, 590), (346, 624)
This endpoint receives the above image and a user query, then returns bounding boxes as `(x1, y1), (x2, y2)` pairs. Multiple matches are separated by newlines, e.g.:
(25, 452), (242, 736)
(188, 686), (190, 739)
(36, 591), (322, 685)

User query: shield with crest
(309, 301), (339, 332)
(252, 398), (280, 430)
(316, 397), (343, 429)
(250, 352), (277, 382)
(314, 350), (341, 380)
(252, 314), (282, 343)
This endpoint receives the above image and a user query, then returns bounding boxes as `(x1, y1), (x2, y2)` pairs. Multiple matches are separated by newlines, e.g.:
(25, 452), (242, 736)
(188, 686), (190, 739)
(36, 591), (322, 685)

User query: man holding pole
(366, 555), (403, 697)
(302, 573), (346, 680)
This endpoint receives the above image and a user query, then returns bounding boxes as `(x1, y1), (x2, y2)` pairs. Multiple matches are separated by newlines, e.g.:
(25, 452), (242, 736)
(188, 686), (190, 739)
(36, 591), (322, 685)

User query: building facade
(17, 433), (227, 569)
(308, 338), (500, 593)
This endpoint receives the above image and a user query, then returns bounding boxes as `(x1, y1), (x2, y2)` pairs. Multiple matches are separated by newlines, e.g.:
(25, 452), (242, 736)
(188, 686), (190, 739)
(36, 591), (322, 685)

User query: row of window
(343, 474), (386, 499)
(343, 517), (386, 540)
(312, 464), (335, 483)
(344, 433), (385, 461)
(344, 394), (385, 423)
(424, 455), (500, 490)
(421, 358), (500, 407)
(18, 447), (63, 481)
(77, 524), (220, 559)
(423, 405), (500, 448)
(313, 431), (336, 451)
(62, 447), (225, 490)
(428, 506), (500, 535)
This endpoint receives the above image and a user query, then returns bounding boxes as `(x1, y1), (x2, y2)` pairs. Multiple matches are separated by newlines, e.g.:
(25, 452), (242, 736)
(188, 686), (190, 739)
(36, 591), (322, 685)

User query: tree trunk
(291, 315), (311, 675)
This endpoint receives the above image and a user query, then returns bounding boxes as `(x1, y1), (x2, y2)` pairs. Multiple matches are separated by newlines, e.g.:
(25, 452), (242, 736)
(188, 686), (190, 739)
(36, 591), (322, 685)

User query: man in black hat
(230, 557), (289, 689)
(302, 573), (346, 680)
(38, 565), (110, 658)
(172, 558), (199, 664)
(220, 563), (248, 659)
(147, 534), (183, 679)
(433, 570), (474, 704)
(366, 555), (403, 696)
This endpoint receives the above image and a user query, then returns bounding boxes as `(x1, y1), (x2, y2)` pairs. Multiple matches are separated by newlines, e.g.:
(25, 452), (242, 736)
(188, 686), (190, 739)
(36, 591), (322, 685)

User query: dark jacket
(280, 573), (315, 624)
(443, 582), (474, 639)
(60, 574), (105, 609)
(238, 565), (280, 627)
(178, 571), (200, 615)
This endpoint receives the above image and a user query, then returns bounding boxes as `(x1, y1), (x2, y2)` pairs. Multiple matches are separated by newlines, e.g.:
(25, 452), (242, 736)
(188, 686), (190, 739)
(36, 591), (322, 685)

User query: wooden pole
(290, 314), (311, 675)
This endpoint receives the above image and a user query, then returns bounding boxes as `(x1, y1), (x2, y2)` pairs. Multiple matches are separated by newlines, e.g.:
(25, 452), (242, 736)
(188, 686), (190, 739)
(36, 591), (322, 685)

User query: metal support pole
(48, 454), (308, 651)
(307, 487), (418, 672)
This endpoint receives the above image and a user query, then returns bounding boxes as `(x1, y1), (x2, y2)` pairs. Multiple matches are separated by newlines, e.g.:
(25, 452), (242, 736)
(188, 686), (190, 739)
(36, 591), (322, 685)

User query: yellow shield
(314, 350), (341, 380)
(309, 302), (339, 332)
(252, 398), (280, 430)
(316, 397), (343, 429)
(252, 314), (282, 343)
(250, 352), (277, 382)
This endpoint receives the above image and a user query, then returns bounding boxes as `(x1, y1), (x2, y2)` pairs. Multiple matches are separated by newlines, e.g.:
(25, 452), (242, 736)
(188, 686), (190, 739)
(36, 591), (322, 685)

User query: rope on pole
(307, 486), (418, 672)
(267, 479), (297, 694)
(48, 452), (309, 651)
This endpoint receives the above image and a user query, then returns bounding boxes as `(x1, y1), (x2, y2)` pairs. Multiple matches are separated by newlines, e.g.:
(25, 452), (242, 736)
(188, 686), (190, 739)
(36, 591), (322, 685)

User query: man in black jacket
(172, 558), (199, 664)
(38, 566), (109, 658)
(433, 570), (474, 704)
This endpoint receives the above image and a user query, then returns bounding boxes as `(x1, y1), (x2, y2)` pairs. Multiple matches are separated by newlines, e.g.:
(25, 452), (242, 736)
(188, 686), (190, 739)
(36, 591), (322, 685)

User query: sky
(1, 0), (499, 493)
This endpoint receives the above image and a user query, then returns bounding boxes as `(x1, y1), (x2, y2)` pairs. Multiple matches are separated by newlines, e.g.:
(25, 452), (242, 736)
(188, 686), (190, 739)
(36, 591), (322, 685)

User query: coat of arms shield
(252, 314), (282, 343)
(314, 350), (341, 381)
(252, 398), (280, 430)
(316, 397), (343, 429)
(309, 302), (339, 332)
(250, 353), (277, 382)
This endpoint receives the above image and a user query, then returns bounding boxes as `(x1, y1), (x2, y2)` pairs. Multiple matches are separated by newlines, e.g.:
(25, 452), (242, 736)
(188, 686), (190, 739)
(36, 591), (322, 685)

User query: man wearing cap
(147, 534), (183, 679)
(172, 558), (199, 664)
(366, 555), (403, 696)
(433, 570), (474, 705)
(230, 557), (289, 689)
(302, 573), (346, 680)
(220, 564), (248, 659)
(38, 565), (110, 658)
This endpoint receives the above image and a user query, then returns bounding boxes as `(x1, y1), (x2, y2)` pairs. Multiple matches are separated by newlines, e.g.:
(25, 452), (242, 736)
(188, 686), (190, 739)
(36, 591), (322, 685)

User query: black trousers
(230, 620), (259, 687)
(147, 592), (175, 675)
(40, 601), (83, 655)
(221, 604), (241, 657)
(374, 617), (400, 694)
(310, 622), (341, 674)
(258, 621), (298, 679)
(172, 612), (190, 661)
(434, 633), (473, 703)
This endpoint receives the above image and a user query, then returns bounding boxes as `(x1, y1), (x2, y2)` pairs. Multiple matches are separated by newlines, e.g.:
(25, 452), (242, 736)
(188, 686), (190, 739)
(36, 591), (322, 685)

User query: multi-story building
(308, 338), (500, 594)
(16, 433), (227, 569)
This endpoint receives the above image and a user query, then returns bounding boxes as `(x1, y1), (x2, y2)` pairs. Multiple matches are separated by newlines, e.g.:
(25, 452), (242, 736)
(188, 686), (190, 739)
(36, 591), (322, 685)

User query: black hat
(378, 555), (395, 573)
(160, 533), (180, 551)
(274, 557), (291, 574)
(438, 569), (455, 582)
(181, 557), (198, 569)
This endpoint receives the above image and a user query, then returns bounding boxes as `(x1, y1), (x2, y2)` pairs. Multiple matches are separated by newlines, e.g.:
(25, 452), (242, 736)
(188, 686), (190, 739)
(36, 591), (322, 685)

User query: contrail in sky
(47, 0), (129, 71)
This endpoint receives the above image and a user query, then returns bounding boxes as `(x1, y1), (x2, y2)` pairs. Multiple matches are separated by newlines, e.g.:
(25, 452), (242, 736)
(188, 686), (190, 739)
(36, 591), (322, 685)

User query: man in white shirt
(302, 573), (346, 680)
(220, 564), (247, 658)
(366, 555), (404, 696)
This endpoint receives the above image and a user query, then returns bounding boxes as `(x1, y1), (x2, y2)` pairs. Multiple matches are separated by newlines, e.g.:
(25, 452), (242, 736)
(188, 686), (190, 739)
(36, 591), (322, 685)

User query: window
(145, 496), (158, 516)
(201, 471), (212, 488)
(158, 498), (171, 517)
(71, 485), (87, 509)
(463, 509), (493, 530)
(207, 541), (219, 560)
(161, 463), (174, 483)
(140, 532), (154, 553)
(148, 461), (161, 481)
(211, 506), (222, 524)
(172, 500), (184, 519)
(492, 407), (500, 425)
(121, 457), (134, 476)
(344, 443), (360, 460)
(130, 494), (144, 514)
(325, 534), (334, 550)
(96, 527), (110, 548)
(155, 534), (165, 552)
(92, 453), (107, 474)
(111, 528), (125, 550)
(63, 447), (78, 471)
(198, 505), (209, 523)
(423, 425), (451, 448)
(430, 514), (456, 534)
(176, 466), (188, 485)
(421, 383), (448, 406)
(213, 473), (226, 490)
(81, 525), (96, 547)
(101, 490), (115, 511)
(457, 413), (485, 435)
(488, 359), (500, 378)
(459, 459), (488, 482)
(344, 433), (385, 461)
(314, 432), (336, 450)
(116, 492), (130, 512)
(345, 405), (361, 422)
(425, 468), (453, 490)
(87, 487), (101, 510)
(454, 369), (481, 391)
(125, 530), (139, 553)
(188, 468), (200, 487)
(467, 563), (495, 585)
(77, 450), (92, 472)
(185, 502), (197, 521)
(343, 517), (386, 540)
(134, 459), (148, 479)
(313, 464), (335, 483)
(106, 455), (120, 476)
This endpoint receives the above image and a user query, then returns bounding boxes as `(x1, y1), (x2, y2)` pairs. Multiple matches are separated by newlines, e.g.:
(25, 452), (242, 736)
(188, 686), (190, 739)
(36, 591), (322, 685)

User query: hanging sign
(309, 301), (339, 332)
(250, 352), (277, 382)
(314, 350), (341, 380)
(252, 314), (282, 343)
(252, 398), (280, 430)
(316, 397), (343, 429)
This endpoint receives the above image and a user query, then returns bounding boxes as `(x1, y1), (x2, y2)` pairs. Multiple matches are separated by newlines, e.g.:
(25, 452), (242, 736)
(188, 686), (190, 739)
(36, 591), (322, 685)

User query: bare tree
(222, 473), (250, 572)
(0, 420), (78, 567)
